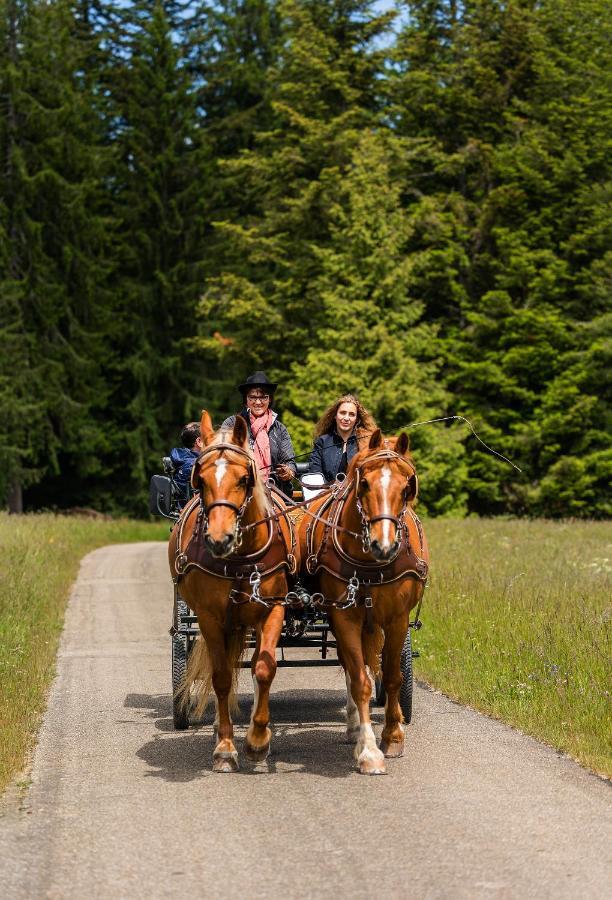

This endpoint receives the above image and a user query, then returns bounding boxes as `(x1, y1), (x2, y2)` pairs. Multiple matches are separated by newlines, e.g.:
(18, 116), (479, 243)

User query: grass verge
(2, 515), (609, 789)
(0, 513), (168, 794)
(417, 518), (611, 778)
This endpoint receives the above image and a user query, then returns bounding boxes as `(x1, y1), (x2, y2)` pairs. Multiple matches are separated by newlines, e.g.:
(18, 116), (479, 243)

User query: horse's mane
(211, 427), (272, 514)
(346, 435), (417, 506)
(346, 435), (415, 475)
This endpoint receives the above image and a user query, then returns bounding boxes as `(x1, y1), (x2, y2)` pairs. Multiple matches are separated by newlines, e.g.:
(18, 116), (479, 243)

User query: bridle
(354, 449), (417, 553)
(191, 443), (256, 549)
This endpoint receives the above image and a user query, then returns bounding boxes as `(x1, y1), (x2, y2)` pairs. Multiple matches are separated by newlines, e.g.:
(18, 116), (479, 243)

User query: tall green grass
(418, 519), (611, 777)
(0, 513), (168, 793)
(1, 516), (609, 792)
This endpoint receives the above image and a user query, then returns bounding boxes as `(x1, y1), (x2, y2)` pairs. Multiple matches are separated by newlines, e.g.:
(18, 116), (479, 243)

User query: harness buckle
(343, 575), (360, 608)
(175, 552), (187, 575)
(249, 569), (263, 605)
(416, 558), (429, 579)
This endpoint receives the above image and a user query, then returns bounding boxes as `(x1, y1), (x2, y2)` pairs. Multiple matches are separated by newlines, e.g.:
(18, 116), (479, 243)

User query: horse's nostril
(204, 533), (234, 557)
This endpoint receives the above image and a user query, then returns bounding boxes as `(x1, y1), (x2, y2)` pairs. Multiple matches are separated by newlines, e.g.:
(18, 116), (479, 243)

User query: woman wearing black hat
(221, 372), (296, 494)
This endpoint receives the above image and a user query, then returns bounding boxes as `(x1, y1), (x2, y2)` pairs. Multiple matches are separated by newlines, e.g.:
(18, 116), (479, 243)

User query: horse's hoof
(245, 743), (270, 762)
(212, 751), (239, 773)
(381, 741), (404, 758)
(359, 760), (386, 775)
(345, 726), (360, 745)
(357, 749), (386, 775)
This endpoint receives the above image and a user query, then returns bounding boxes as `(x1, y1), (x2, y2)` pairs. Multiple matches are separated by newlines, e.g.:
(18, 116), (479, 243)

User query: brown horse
(299, 429), (429, 775)
(168, 411), (297, 772)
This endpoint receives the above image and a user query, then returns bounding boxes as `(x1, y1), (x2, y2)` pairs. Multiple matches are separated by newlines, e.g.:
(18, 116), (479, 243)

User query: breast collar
(174, 489), (297, 582)
(306, 474), (428, 586)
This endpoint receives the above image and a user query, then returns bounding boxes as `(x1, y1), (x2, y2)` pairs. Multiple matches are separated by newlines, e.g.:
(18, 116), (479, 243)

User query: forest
(0, 0), (610, 518)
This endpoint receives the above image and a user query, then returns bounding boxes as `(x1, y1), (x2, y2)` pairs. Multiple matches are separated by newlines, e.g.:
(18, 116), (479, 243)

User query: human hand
(276, 464), (293, 481)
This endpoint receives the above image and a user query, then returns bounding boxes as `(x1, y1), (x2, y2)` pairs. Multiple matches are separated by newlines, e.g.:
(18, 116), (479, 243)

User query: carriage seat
(149, 457), (182, 520)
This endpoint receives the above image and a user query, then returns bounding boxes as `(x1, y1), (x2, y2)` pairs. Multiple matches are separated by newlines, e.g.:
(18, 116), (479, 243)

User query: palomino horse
(169, 411), (297, 772)
(299, 429), (429, 775)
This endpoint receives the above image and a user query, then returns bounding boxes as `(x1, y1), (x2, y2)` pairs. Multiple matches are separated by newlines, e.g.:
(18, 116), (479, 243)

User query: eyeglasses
(247, 393), (270, 402)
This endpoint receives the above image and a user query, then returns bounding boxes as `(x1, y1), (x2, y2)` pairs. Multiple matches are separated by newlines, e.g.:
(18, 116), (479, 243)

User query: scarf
(249, 408), (273, 474)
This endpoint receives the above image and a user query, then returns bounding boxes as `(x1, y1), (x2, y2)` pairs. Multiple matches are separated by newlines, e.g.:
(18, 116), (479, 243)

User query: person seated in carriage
(221, 371), (297, 496)
(308, 393), (377, 483)
(169, 421), (203, 509)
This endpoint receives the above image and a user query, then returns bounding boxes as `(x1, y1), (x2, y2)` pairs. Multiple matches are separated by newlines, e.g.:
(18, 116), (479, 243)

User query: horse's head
(191, 410), (256, 557)
(352, 429), (417, 561)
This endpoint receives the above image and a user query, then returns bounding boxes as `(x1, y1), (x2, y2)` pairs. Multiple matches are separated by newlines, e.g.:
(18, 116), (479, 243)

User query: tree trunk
(7, 478), (23, 514)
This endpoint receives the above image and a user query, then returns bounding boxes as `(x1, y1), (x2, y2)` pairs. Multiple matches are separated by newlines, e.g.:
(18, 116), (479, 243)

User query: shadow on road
(125, 689), (385, 781)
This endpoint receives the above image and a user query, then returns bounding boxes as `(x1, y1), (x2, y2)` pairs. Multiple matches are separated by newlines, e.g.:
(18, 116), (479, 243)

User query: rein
(240, 481), (363, 539)
(227, 447), (418, 543)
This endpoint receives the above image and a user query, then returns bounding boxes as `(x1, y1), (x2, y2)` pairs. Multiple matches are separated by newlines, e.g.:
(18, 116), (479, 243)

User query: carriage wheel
(172, 597), (191, 730)
(172, 634), (190, 729)
(399, 628), (413, 724)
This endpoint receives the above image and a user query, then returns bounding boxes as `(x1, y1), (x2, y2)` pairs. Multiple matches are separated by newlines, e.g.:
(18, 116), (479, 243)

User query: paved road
(1, 543), (610, 899)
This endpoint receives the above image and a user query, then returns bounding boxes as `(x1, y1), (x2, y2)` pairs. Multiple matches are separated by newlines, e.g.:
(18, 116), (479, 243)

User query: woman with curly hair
(308, 394), (377, 482)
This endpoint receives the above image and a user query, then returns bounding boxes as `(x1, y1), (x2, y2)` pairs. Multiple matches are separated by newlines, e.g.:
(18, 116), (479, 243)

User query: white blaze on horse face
(214, 457), (228, 487)
(380, 466), (392, 545)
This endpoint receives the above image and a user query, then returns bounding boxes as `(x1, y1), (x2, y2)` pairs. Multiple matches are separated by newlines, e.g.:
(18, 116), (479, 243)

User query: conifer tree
(0, 0), (112, 511)
(196, 0), (395, 420)
(100, 0), (209, 511)
(284, 131), (467, 514)
(391, 0), (611, 515)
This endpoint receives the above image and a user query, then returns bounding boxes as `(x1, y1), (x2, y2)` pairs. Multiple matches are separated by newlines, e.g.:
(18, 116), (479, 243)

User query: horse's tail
(176, 626), (248, 719)
(362, 624), (384, 677)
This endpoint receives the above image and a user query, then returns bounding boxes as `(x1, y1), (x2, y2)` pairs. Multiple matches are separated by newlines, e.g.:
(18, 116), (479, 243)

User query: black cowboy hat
(237, 371), (278, 394)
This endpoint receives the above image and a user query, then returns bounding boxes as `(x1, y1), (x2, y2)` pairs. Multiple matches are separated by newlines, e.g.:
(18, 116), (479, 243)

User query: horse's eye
(238, 475), (248, 487)
(361, 478), (369, 491)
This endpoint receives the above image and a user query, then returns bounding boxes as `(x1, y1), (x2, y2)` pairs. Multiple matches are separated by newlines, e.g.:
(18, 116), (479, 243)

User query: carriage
(150, 455), (422, 732)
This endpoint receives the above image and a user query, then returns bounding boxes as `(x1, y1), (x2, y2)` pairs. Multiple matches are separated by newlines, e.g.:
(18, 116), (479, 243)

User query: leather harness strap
(306, 471), (429, 589)
(173, 487), (297, 593)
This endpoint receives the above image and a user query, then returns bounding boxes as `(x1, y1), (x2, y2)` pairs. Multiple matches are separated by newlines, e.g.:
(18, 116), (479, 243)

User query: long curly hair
(314, 394), (378, 440)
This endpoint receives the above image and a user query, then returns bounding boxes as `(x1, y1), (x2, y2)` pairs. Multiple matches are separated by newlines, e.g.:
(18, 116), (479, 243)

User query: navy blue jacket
(170, 446), (198, 504)
(308, 431), (359, 482)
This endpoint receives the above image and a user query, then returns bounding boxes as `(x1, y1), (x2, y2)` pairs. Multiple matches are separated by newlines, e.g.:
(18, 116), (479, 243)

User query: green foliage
(0, 512), (166, 792)
(0, 0), (609, 518)
(0, 0), (112, 506)
(194, 0), (393, 417)
(285, 131), (467, 514)
(420, 517), (612, 776)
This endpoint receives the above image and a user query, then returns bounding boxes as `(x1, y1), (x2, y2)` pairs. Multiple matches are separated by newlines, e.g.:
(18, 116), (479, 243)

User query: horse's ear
(231, 414), (248, 448)
(368, 429), (383, 450)
(396, 432), (409, 456)
(200, 410), (214, 440)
